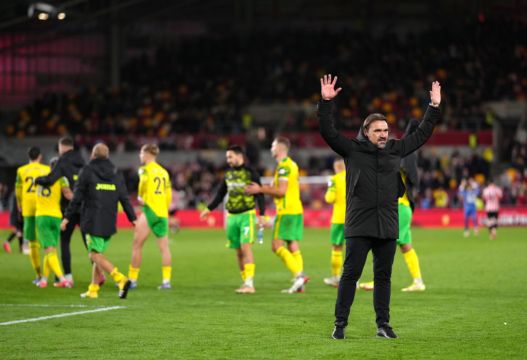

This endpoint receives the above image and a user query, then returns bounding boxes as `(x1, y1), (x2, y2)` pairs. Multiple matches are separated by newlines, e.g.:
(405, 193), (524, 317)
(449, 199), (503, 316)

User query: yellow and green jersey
(138, 161), (172, 218)
(36, 173), (69, 218)
(398, 171), (411, 207)
(273, 157), (303, 215)
(15, 162), (50, 217)
(325, 170), (346, 224)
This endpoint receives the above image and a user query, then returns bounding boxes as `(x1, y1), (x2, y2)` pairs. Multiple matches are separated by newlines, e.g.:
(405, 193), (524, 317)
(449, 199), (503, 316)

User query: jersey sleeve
(277, 164), (291, 180)
(60, 176), (70, 188)
(15, 169), (23, 207)
(165, 174), (172, 209)
(137, 167), (148, 201)
(324, 177), (336, 204)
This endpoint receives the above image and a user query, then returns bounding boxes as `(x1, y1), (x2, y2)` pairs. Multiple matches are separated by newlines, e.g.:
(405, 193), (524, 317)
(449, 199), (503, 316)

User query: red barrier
(2, 208), (526, 229)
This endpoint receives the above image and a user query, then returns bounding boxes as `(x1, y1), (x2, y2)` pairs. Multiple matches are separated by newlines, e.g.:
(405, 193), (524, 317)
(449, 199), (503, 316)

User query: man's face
(365, 120), (389, 149)
(139, 150), (146, 164)
(226, 151), (243, 167)
(271, 140), (286, 159)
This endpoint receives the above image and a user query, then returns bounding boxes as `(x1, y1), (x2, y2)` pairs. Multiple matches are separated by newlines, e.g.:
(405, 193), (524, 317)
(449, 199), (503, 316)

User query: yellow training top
(36, 173), (69, 218)
(15, 162), (50, 217)
(273, 157), (303, 215)
(138, 161), (172, 218)
(325, 170), (346, 224)
(398, 171), (411, 207)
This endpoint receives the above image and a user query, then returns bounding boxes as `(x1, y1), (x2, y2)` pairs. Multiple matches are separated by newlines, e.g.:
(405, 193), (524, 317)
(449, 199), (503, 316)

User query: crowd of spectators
(1, 149), (526, 214)
(3, 19), (527, 143)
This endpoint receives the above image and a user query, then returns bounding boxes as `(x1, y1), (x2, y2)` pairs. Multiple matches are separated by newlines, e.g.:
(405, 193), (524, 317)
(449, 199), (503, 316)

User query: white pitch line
(0, 306), (125, 326)
(0, 304), (97, 308)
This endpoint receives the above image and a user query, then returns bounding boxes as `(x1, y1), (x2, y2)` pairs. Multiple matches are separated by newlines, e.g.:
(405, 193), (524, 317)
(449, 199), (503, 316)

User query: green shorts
(272, 214), (303, 241)
(144, 205), (169, 238)
(36, 216), (61, 249)
(397, 203), (413, 246)
(330, 223), (345, 246)
(23, 216), (36, 241)
(86, 234), (111, 253)
(226, 211), (256, 249)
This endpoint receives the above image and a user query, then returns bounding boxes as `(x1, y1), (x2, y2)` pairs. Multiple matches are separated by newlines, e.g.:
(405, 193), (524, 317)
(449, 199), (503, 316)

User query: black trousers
(334, 236), (397, 327)
(60, 212), (87, 275)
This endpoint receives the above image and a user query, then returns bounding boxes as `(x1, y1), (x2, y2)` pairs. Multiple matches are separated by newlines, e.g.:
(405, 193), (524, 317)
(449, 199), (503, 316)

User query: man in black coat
(318, 74), (441, 339)
(35, 136), (85, 283)
(61, 143), (137, 299)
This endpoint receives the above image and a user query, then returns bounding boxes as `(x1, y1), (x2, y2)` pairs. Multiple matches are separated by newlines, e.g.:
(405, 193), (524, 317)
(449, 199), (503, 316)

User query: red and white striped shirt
(482, 184), (503, 212)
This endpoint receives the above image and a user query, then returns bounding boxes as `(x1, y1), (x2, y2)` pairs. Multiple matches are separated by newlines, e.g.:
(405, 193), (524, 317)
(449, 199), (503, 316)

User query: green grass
(1, 227), (526, 359)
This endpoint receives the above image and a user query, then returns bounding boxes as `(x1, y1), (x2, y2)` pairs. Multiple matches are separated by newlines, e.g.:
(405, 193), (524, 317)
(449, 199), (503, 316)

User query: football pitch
(1, 227), (526, 359)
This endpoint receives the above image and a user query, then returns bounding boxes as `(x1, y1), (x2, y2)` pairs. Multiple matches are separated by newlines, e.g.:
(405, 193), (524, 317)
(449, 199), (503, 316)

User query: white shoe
(401, 282), (426, 292)
(282, 275), (308, 294)
(323, 277), (339, 287)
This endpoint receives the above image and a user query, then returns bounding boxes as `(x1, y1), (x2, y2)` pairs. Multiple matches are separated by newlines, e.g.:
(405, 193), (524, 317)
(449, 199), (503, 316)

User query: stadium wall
(2, 208), (527, 230)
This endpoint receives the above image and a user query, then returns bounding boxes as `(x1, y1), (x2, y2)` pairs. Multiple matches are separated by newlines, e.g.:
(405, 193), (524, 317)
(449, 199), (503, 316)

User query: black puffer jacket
(64, 157), (136, 237)
(318, 100), (440, 239)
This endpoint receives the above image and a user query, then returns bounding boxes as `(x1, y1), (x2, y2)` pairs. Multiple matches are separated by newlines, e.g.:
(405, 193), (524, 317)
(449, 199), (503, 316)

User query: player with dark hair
(62, 143), (137, 299)
(201, 145), (265, 294)
(128, 144), (173, 289)
(15, 147), (49, 283)
(459, 178), (480, 237)
(318, 74), (441, 339)
(246, 137), (308, 294)
(35, 136), (85, 285)
(35, 157), (74, 288)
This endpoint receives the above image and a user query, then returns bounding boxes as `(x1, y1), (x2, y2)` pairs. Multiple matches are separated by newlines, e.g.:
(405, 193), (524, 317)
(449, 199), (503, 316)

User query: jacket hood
(356, 125), (368, 142)
(90, 158), (117, 181)
(63, 149), (85, 167)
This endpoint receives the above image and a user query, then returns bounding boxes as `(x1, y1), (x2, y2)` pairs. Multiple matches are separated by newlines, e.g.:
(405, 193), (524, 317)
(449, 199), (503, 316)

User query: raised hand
(430, 81), (441, 106)
(320, 74), (342, 101)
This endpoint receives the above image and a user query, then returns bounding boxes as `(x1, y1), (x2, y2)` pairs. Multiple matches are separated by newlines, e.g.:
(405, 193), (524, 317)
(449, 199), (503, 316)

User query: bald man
(62, 143), (137, 299)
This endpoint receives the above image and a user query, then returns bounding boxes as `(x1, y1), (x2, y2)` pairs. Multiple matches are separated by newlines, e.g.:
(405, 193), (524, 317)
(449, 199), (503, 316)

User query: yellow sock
(47, 251), (64, 278)
(110, 267), (125, 283)
(43, 254), (51, 278)
(292, 250), (304, 273)
(331, 249), (343, 277)
(162, 266), (172, 282)
(29, 241), (41, 276)
(128, 265), (140, 281)
(240, 270), (246, 281)
(244, 263), (255, 279)
(88, 283), (100, 293)
(403, 248), (422, 280)
(275, 246), (301, 275)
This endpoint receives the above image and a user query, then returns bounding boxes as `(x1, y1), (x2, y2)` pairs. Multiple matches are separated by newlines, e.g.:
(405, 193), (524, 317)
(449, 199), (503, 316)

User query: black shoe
(376, 323), (397, 339)
(118, 280), (132, 299)
(332, 326), (345, 340)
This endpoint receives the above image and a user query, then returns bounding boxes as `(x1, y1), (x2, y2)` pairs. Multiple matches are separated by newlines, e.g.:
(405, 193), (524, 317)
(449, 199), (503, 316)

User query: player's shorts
(272, 214), (303, 241)
(86, 234), (111, 253)
(464, 206), (477, 217)
(23, 216), (36, 241)
(330, 223), (344, 246)
(487, 211), (499, 229)
(36, 216), (61, 249)
(397, 203), (412, 246)
(226, 210), (256, 249)
(144, 205), (169, 238)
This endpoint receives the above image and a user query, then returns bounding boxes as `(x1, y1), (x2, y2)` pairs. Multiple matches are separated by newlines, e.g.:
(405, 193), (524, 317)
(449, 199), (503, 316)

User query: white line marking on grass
(0, 304), (103, 308)
(0, 306), (125, 326)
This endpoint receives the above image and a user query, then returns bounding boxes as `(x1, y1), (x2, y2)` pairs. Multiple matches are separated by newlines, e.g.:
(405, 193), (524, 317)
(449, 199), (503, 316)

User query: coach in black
(318, 74), (441, 339)
(62, 143), (137, 299)
(35, 136), (85, 283)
